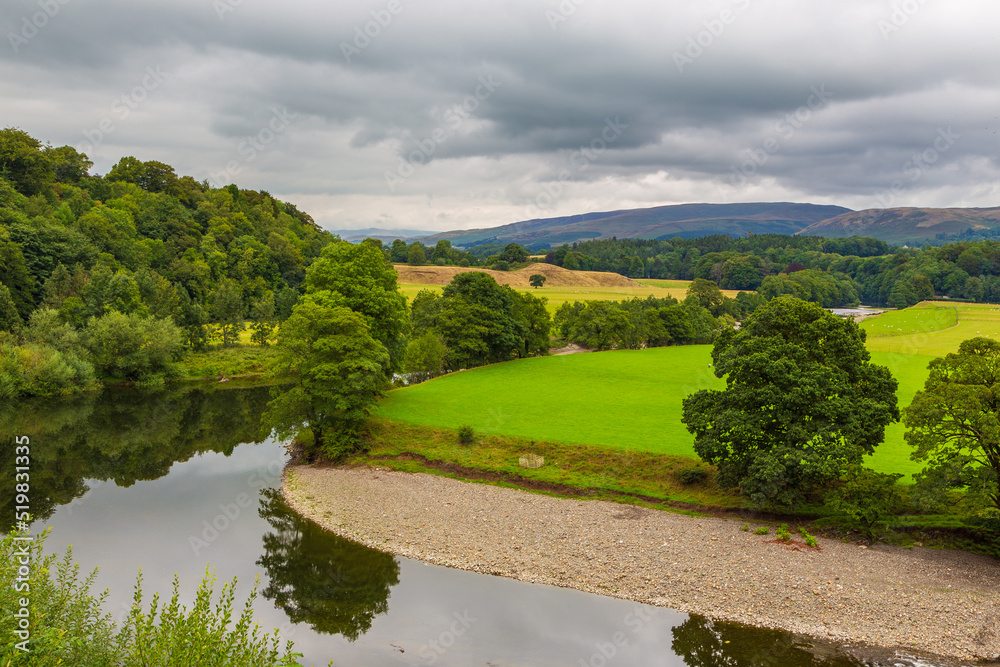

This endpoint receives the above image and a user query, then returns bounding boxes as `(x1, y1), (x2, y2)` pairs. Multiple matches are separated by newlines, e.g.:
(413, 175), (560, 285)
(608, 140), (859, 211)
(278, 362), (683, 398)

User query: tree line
(535, 234), (1000, 308)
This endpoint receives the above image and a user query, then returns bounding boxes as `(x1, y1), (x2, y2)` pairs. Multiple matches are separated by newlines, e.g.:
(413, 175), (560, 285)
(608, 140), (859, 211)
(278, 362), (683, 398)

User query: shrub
(825, 465), (904, 542)
(753, 526), (769, 535)
(678, 466), (708, 485)
(84, 311), (184, 382)
(457, 424), (475, 445)
(0, 528), (306, 666)
(775, 523), (791, 541)
(740, 523), (749, 532)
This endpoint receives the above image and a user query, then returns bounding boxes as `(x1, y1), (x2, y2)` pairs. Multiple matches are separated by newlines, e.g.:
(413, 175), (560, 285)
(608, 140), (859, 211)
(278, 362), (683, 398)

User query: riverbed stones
(282, 465), (1000, 662)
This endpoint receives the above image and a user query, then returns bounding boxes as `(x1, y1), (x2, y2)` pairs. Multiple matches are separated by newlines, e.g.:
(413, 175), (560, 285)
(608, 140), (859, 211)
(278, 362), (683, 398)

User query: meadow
(378, 299), (1000, 480)
(862, 300), (1000, 357)
(377, 345), (935, 477)
(398, 277), (745, 313)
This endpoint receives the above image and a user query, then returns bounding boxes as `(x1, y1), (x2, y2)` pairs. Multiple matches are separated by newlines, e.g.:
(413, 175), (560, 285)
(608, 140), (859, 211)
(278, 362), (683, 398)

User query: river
(1, 384), (936, 666)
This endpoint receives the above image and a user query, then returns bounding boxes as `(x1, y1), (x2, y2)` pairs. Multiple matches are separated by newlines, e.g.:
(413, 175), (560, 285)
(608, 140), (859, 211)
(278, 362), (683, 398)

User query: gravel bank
(283, 465), (1000, 662)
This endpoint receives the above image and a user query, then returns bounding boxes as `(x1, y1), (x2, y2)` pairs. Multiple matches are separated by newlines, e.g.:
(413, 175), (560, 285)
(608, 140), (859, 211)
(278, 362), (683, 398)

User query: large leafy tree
(304, 240), (408, 370)
(264, 301), (389, 460)
(681, 296), (899, 506)
(436, 271), (524, 367)
(903, 337), (1000, 511)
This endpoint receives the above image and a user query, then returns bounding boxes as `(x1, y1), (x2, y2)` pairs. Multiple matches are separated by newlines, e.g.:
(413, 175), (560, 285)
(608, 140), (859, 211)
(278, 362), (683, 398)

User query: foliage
(403, 331), (448, 383)
(417, 271), (550, 369)
(682, 296), (899, 507)
(753, 526), (769, 535)
(0, 339), (97, 398)
(304, 240), (409, 370)
(903, 336), (1000, 511)
(0, 528), (304, 666)
(775, 523), (792, 541)
(529, 273), (547, 288)
(824, 465), (904, 541)
(678, 466), (708, 485)
(0, 127), (335, 367)
(83, 310), (184, 382)
(457, 424), (475, 444)
(264, 301), (390, 460)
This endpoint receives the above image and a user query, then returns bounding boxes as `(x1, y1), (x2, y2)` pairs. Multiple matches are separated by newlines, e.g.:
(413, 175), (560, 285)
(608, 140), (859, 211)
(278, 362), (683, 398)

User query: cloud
(2, 0), (999, 231)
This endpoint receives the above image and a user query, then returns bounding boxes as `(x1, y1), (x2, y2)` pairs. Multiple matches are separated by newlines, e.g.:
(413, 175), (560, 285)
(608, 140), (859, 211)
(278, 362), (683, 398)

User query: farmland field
(398, 274), (746, 313)
(379, 300), (1000, 479)
(377, 345), (935, 477)
(862, 301), (1000, 357)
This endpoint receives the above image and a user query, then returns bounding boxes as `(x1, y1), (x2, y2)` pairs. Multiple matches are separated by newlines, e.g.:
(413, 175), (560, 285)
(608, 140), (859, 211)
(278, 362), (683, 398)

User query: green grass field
(378, 300), (1000, 480)
(377, 345), (936, 477)
(863, 301), (1000, 357)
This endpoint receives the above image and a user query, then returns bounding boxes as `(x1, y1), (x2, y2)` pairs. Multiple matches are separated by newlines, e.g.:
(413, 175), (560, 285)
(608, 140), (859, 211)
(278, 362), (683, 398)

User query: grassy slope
(378, 346), (934, 477)
(863, 301), (1000, 357)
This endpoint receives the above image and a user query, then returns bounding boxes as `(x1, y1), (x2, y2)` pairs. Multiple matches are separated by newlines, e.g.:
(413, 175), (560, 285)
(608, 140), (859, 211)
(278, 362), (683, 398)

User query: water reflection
(671, 616), (864, 667)
(257, 488), (400, 641)
(0, 384), (272, 529)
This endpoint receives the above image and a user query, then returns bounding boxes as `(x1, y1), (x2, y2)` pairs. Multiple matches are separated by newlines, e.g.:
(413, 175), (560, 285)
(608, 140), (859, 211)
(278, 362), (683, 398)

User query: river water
(1, 384), (935, 666)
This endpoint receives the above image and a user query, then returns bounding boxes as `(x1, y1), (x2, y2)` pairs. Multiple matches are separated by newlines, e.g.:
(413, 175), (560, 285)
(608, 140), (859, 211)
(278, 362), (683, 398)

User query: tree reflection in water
(256, 488), (400, 641)
(671, 616), (864, 667)
(0, 384), (272, 530)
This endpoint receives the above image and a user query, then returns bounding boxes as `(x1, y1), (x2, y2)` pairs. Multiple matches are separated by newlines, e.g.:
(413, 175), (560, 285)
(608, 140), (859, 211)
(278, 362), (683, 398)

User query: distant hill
(336, 227), (432, 243)
(797, 207), (1000, 245)
(410, 202), (852, 248)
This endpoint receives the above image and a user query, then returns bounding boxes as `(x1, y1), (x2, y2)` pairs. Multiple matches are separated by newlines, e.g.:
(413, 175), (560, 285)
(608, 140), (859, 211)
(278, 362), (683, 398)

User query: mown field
(377, 346), (935, 477)
(398, 275), (745, 313)
(862, 300), (1000, 357)
(379, 301), (1000, 479)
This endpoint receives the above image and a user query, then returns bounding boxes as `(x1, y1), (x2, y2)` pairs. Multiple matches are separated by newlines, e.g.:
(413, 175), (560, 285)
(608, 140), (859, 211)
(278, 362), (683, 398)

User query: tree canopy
(681, 296), (899, 506)
(263, 301), (390, 460)
(304, 240), (408, 370)
(904, 337), (1000, 511)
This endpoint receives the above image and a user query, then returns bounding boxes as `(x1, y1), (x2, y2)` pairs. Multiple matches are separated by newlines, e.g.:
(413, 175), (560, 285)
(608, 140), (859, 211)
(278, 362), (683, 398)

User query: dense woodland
(0, 128), (336, 395)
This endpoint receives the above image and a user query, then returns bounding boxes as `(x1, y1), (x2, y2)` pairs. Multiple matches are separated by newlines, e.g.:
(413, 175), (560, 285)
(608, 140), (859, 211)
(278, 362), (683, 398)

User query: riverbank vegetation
(0, 529), (307, 666)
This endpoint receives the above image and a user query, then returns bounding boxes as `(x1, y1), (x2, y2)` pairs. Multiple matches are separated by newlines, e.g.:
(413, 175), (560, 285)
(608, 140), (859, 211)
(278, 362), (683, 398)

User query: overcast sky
(3, 0), (999, 232)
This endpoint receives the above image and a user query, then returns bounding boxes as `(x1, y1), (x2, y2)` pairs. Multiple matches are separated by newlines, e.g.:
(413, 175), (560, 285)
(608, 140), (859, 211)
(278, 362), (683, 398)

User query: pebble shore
(282, 465), (1000, 662)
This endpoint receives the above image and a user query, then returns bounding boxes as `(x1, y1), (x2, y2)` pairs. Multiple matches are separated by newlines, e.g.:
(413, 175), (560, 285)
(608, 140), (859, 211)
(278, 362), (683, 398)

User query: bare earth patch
(393, 263), (640, 288)
(283, 466), (1000, 662)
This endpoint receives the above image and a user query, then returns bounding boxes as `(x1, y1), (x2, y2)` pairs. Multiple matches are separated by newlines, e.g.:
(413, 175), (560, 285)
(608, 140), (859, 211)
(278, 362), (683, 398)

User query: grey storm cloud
(2, 0), (999, 230)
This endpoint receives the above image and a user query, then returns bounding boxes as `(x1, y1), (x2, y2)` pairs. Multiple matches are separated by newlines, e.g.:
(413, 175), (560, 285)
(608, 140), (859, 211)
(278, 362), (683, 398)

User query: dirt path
(283, 466), (1000, 662)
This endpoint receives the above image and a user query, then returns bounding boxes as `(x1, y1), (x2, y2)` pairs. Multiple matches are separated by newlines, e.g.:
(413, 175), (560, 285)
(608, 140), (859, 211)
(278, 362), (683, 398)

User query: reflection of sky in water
(36, 440), (687, 667)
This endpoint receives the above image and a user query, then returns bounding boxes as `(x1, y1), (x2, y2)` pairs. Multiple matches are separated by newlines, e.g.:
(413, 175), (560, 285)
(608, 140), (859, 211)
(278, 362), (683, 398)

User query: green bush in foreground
(1, 528), (305, 666)
(457, 424), (475, 445)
